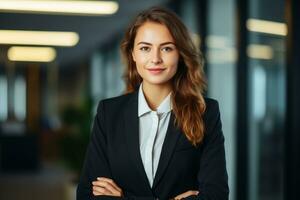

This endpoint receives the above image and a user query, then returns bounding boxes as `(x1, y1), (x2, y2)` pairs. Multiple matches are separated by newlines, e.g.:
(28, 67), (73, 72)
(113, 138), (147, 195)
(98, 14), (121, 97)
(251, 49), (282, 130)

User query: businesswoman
(77, 7), (228, 200)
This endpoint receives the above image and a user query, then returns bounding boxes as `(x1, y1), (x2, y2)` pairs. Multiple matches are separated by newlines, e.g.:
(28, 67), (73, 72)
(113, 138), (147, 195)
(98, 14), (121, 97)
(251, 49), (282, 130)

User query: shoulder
(203, 97), (222, 132)
(204, 97), (220, 117)
(96, 91), (137, 114)
(101, 92), (135, 106)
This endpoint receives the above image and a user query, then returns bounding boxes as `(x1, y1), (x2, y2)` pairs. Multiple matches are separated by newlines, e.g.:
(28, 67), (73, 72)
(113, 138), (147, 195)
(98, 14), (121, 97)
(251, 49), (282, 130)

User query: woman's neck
(142, 82), (172, 110)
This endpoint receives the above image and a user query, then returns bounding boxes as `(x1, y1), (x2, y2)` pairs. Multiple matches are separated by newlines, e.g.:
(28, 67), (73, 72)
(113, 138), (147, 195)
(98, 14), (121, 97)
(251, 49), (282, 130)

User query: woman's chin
(142, 79), (171, 87)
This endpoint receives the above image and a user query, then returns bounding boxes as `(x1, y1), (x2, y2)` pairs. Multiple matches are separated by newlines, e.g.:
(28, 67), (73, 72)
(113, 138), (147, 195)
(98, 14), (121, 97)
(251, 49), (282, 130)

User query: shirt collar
(138, 83), (172, 117)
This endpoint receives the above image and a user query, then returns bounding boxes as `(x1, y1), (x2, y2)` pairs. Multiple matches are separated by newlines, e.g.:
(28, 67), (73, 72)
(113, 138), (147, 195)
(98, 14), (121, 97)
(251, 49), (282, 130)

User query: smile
(147, 68), (166, 75)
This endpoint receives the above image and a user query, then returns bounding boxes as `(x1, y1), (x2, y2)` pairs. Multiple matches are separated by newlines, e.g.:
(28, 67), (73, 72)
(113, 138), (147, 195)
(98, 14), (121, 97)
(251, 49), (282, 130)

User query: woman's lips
(147, 68), (166, 75)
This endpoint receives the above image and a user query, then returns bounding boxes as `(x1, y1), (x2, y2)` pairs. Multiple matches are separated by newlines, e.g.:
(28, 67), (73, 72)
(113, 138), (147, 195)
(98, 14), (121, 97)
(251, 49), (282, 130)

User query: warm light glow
(247, 44), (273, 60)
(206, 35), (228, 49)
(206, 48), (237, 64)
(0, 0), (118, 15)
(190, 33), (201, 48)
(8, 46), (57, 62)
(0, 30), (79, 46)
(206, 35), (236, 64)
(247, 19), (287, 36)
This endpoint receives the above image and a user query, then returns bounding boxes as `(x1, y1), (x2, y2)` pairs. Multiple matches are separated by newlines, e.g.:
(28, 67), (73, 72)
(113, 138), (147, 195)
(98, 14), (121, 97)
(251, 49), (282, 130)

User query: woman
(77, 7), (228, 200)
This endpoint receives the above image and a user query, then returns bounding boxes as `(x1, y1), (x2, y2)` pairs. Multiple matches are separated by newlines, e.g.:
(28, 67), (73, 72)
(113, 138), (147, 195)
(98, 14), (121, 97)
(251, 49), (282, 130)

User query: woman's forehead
(134, 22), (175, 44)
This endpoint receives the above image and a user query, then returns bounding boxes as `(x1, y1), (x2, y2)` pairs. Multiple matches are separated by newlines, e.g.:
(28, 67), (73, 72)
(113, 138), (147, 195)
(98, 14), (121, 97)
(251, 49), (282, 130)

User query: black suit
(77, 91), (229, 200)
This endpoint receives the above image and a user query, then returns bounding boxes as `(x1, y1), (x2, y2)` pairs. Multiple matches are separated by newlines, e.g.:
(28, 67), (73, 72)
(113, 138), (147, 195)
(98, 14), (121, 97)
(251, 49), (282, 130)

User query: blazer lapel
(123, 91), (152, 193)
(152, 113), (181, 189)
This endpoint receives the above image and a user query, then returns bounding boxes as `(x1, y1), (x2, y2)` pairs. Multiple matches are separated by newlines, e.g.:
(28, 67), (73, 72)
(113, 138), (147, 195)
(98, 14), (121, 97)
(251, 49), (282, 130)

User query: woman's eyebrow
(137, 42), (151, 45)
(160, 42), (175, 46)
(137, 41), (175, 46)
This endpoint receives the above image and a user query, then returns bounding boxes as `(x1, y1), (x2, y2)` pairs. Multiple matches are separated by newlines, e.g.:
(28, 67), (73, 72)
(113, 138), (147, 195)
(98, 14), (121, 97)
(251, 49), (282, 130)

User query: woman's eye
(140, 46), (150, 52)
(162, 47), (173, 52)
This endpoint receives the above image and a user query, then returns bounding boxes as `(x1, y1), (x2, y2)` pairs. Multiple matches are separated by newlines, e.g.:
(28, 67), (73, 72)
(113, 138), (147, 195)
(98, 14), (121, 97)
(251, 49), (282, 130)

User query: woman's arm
(186, 100), (229, 200)
(77, 101), (156, 200)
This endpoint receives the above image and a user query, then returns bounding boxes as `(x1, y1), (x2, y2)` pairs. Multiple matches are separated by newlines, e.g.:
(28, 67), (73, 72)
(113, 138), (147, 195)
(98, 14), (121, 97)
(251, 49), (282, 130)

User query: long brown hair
(121, 7), (207, 145)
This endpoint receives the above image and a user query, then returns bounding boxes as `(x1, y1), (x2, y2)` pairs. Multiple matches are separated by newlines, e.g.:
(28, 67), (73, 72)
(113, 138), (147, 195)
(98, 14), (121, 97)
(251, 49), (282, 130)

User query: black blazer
(77, 91), (229, 200)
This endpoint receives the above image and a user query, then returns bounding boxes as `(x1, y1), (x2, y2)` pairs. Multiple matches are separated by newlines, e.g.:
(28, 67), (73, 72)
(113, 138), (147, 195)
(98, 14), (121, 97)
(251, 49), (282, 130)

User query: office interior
(0, 0), (299, 200)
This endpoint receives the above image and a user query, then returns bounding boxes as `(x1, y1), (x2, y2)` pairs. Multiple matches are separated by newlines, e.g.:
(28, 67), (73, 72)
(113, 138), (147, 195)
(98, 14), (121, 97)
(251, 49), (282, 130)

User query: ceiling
(0, 0), (170, 68)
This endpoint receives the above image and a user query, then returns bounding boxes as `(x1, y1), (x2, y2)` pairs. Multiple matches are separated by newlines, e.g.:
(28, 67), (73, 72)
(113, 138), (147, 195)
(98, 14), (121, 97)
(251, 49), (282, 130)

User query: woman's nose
(151, 49), (162, 64)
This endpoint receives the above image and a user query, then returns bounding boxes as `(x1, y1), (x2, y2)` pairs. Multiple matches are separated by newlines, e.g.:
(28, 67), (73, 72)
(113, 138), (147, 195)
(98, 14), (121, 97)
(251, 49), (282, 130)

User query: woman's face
(132, 21), (179, 87)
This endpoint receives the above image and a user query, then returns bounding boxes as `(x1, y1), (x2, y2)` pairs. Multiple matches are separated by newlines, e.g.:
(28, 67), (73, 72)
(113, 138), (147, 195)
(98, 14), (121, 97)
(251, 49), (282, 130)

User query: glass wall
(0, 65), (27, 135)
(0, 74), (8, 121)
(206, 1), (237, 200)
(247, 0), (286, 200)
(90, 43), (125, 113)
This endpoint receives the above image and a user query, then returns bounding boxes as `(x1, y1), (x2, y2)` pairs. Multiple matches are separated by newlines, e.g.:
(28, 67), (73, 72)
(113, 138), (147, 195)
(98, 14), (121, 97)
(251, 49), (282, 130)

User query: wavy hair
(120, 7), (207, 145)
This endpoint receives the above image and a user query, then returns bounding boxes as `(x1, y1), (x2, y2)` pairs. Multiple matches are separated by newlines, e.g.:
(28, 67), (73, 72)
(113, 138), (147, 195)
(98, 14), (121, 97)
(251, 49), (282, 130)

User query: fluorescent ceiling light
(247, 19), (287, 36)
(206, 48), (237, 64)
(8, 46), (56, 62)
(0, 0), (118, 15)
(206, 35), (228, 49)
(0, 30), (79, 46)
(247, 44), (273, 60)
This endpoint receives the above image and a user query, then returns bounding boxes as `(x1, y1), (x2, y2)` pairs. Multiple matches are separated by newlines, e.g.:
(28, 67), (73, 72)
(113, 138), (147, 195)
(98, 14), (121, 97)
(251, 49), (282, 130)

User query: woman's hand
(172, 190), (199, 200)
(92, 177), (123, 197)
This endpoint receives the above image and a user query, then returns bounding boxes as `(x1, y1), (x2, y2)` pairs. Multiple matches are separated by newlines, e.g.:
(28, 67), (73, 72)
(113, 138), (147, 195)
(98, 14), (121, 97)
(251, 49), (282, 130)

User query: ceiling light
(0, 30), (79, 46)
(247, 44), (273, 60)
(8, 46), (56, 62)
(206, 48), (237, 64)
(206, 35), (228, 49)
(247, 19), (287, 36)
(0, 0), (118, 15)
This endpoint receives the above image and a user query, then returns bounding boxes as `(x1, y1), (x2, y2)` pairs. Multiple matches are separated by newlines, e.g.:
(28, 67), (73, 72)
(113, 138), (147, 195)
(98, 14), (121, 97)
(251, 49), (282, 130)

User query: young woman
(77, 7), (228, 200)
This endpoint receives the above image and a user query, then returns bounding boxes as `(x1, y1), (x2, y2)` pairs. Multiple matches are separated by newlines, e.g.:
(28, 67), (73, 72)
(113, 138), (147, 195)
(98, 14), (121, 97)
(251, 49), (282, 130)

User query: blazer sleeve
(185, 100), (229, 200)
(76, 101), (155, 200)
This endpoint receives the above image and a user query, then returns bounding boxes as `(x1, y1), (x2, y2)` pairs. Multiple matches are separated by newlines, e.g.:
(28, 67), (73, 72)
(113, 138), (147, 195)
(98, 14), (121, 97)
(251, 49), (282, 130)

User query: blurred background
(0, 0), (299, 200)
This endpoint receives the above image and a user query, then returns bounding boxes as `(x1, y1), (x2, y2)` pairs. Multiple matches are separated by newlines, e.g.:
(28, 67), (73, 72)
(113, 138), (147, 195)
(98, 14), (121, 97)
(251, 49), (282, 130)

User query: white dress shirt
(138, 84), (172, 187)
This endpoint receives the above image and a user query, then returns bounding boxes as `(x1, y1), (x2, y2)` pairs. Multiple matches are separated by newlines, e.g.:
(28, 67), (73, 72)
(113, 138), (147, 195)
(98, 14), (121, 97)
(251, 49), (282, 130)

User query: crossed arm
(77, 100), (228, 200)
(92, 177), (198, 199)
